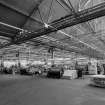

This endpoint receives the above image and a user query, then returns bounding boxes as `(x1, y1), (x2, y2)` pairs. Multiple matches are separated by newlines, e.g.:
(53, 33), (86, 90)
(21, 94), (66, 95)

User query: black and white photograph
(0, 0), (105, 105)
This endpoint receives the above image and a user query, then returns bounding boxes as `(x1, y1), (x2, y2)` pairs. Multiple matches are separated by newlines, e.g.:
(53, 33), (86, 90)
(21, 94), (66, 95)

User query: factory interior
(1, 0), (105, 105)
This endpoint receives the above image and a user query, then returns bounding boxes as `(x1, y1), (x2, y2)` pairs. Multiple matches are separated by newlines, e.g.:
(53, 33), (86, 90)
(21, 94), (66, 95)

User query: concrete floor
(0, 75), (105, 105)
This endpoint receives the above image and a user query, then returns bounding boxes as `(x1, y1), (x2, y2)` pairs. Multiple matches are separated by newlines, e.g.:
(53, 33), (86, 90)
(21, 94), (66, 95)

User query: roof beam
(79, 0), (90, 11)
(14, 2), (105, 43)
(1, 2), (105, 59)
(22, 0), (44, 27)
(0, 30), (14, 38)
(0, 2), (43, 26)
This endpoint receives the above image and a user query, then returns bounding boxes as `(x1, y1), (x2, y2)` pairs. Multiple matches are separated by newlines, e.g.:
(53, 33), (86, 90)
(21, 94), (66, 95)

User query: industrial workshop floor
(0, 74), (105, 105)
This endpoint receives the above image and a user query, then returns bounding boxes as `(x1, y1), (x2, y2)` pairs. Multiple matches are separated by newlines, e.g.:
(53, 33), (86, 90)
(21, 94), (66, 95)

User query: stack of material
(90, 75), (105, 87)
(62, 70), (77, 80)
(47, 70), (61, 78)
(47, 66), (63, 78)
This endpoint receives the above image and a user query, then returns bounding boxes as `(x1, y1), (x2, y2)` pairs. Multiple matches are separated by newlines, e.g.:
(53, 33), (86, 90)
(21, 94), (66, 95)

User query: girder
(22, 0), (44, 27)
(0, 1), (43, 27)
(1, 2), (105, 59)
(14, 2), (105, 43)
